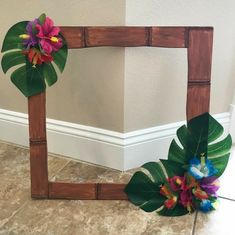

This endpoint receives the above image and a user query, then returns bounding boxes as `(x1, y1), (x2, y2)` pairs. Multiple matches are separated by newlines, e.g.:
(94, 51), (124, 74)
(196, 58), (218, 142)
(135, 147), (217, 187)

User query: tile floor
(0, 141), (234, 235)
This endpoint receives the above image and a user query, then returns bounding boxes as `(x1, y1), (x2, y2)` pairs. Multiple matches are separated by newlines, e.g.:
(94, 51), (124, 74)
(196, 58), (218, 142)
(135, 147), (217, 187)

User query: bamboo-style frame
(28, 26), (213, 200)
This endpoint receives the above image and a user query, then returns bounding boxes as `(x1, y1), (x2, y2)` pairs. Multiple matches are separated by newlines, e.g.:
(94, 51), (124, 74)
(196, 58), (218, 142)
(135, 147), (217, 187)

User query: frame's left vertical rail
(28, 92), (49, 198)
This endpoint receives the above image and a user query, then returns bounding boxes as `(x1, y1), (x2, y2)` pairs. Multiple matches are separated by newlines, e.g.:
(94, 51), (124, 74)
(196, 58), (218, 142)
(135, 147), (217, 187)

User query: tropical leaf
(1, 50), (26, 73)
(125, 112), (232, 217)
(125, 161), (188, 216)
(52, 40), (68, 73)
(38, 13), (46, 25)
(159, 159), (185, 178)
(11, 62), (46, 97)
(141, 161), (168, 184)
(43, 62), (57, 86)
(1, 19), (68, 97)
(157, 204), (189, 217)
(1, 21), (28, 52)
(168, 113), (232, 176)
(124, 171), (165, 212)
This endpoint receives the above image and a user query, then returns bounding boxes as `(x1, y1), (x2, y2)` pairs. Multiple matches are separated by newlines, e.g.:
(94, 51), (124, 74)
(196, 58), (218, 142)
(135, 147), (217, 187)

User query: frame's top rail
(60, 26), (213, 49)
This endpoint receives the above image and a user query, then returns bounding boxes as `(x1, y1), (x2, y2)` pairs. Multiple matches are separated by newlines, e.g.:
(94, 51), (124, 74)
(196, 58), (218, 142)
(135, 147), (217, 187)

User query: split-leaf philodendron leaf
(125, 113), (232, 216)
(1, 16), (68, 97)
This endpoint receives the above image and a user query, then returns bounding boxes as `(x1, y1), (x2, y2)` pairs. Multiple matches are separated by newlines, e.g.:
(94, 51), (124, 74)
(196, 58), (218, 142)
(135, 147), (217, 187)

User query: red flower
(168, 176), (185, 191)
(160, 184), (178, 209)
(165, 196), (177, 209)
(24, 48), (53, 66)
(192, 187), (209, 200)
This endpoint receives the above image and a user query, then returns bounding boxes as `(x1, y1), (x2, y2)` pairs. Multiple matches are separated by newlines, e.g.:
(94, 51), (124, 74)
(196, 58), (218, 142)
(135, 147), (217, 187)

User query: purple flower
(23, 19), (39, 48)
(201, 176), (220, 196)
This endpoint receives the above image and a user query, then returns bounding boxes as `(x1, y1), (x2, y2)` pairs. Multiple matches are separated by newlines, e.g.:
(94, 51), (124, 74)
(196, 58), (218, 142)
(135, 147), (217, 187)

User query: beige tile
(52, 159), (141, 184)
(48, 155), (70, 179)
(142, 213), (195, 235)
(0, 199), (195, 235)
(53, 161), (111, 183)
(0, 143), (30, 227)
(0, 142), (69, 228)
(0, 141), (196, 235)
(194, 198), (235, 235)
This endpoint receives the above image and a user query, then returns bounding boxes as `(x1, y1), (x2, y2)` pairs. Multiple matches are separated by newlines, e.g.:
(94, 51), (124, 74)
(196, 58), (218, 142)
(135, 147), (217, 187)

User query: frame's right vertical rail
(187, 27), (213, 121)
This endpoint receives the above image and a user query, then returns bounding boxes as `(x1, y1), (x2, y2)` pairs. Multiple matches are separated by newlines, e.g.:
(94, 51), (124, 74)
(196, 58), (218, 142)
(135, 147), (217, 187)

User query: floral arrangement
(125, 113), (232, 216)
(1, 13), (67, 97)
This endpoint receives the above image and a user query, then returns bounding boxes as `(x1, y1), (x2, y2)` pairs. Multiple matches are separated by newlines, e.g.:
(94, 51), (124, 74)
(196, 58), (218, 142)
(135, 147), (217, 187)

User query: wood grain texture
(60, 27), (84, 48)
(48, 182), (128, 200)
(59, 26), (190, 48)
(28, 92), (48, 198)
(186, 85), (210, 121)
(29, 144), (48, 198)
(49, 182), (97, 199)
(28, 93), (47, 140)
(188, 28), (213, 81)
(187, 28), (213, 121)
(151, 27), (186, 48)
(97, 183), (128, 200)
(85, 27), (148, 47)
(28, 26), (213, 200)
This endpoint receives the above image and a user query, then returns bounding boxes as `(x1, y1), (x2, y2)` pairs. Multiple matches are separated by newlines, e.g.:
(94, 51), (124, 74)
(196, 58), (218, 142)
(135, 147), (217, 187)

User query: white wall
(0, 0), (126, 132)
(124, 0), (235, 131)
(0, 1), (235, 169)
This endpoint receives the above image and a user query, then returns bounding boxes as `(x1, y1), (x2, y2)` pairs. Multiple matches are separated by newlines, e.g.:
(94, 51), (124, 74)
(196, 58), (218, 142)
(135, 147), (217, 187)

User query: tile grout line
(49, 159), (72, 181)
(0, 201), (28, 229)
(218, 195), (235, 202)
(192, 210), (198, 235)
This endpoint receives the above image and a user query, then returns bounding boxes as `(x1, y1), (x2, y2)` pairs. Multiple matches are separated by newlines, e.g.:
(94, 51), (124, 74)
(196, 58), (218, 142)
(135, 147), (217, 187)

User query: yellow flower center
(19, 34), (30, 39)
(50, 36), (59, 43)
(176, 178), (182, 185)
(187, 203), (192, 213)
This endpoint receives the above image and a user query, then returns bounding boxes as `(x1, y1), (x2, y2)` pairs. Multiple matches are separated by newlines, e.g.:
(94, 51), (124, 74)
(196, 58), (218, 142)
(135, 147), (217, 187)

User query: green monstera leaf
(1, 19), (68, 97)
(168, 112), (232, 177)
(125, 161), (188, 216)
(125, 113), (232, 217)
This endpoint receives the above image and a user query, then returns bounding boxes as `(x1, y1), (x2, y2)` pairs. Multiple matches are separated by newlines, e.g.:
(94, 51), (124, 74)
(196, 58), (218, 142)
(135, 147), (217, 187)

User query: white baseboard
(229, 104), (235, 141)
(0, 108), (231, 170)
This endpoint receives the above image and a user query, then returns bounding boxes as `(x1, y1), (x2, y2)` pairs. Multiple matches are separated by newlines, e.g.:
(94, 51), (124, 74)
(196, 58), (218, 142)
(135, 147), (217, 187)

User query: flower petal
(189, 166), (204, 179)
(48, 26), (60, 37)
(40, 39), (53, 54)
(199, 199), (214, 212)
(50, 40), (63, 52)
(36, 24), (44, 38)
(42, 17), (54, 35)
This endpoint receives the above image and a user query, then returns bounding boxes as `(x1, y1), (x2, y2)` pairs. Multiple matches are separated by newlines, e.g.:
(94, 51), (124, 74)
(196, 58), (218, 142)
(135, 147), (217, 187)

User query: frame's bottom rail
(31, 182), (128, 200)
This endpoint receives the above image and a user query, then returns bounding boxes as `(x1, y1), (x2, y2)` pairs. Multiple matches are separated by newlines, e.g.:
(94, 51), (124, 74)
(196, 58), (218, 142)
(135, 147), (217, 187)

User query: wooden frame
(28, 26), (213, 200)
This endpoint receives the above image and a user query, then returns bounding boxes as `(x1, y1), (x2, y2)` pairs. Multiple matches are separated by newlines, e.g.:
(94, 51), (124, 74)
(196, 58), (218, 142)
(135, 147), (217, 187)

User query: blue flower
(199, 199), (214, 212)
(188, 156), (218, 180)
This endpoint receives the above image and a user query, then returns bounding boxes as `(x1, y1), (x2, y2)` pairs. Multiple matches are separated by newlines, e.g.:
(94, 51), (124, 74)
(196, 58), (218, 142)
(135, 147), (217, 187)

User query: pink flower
(180, 190), (193, 212)
(36, 17), (62, 54)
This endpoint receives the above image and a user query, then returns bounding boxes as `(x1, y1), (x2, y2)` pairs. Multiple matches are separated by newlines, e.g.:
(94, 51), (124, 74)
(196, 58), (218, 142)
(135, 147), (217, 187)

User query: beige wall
(0, 0), (125, 132)
(124, 0), (235, 131)
(1, 0), (235, 133)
